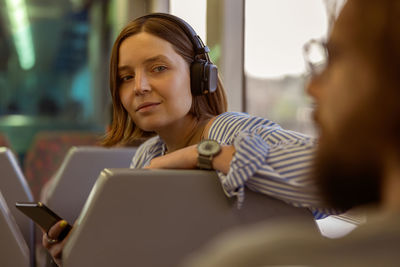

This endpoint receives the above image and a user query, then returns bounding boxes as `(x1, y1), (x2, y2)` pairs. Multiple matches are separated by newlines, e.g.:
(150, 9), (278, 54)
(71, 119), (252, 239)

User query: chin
(136, 119), (168, 133)
(136, 123), (158, 132)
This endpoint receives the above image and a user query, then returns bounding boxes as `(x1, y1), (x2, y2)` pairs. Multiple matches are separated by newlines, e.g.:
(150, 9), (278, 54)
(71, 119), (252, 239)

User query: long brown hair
(102, 14), (228, 147)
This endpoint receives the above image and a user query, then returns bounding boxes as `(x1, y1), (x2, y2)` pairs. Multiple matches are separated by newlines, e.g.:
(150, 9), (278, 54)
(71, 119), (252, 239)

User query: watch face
(198, 139), (221, 156)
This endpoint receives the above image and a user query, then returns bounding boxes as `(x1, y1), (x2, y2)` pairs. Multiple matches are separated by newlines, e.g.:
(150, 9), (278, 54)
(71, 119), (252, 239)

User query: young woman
(43, 13), (336, 265)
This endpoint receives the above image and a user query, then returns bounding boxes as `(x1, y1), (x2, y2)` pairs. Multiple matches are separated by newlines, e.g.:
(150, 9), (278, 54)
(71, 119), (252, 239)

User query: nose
(134, 71), (151, 95)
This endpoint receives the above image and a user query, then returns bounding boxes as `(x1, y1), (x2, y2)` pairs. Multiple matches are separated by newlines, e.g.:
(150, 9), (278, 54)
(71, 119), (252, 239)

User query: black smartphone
(15, 202), (72, 240)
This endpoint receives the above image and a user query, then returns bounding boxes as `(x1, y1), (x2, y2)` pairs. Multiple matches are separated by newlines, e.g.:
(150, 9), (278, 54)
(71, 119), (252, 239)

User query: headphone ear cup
(206, 63), (218, 93)
(190, 60), (218, 96)
(190, 61), (204, 96)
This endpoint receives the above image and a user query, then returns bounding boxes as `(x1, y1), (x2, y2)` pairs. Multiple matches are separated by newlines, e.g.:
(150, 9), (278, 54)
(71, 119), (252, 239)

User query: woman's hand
(144, 144), (236, 174)
(42, 220), (71, 267)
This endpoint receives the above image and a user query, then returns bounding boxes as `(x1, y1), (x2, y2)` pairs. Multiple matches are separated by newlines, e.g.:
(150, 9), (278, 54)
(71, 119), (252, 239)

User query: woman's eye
(120, 75), (134, 82)
(153, 66), (167, 72)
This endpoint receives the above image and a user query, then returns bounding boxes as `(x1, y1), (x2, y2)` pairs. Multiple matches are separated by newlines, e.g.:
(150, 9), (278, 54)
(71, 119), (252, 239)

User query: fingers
(42, 220), (68, 247)
(42, 220), (71, 266)
(48, 220), (69, 240)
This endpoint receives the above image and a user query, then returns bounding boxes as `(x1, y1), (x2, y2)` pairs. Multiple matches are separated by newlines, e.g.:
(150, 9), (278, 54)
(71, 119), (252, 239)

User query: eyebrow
(118, 55), (170, 72)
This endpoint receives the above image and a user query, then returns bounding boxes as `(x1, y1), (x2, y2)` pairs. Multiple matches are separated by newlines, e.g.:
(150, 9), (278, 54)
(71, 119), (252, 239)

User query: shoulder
(209, 112), (280, 141)
(209, 112), (315, 145)
(210, 112), (280, 136)
(214, 112), (279, 127)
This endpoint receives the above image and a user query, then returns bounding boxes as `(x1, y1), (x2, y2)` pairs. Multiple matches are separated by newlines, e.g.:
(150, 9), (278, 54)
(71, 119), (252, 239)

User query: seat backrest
(0, 192), (30, 267)
(63, 169), (316, 267)
(44, 146), (137, 223)
(0, 148), (35, 260)
(24, 131), (102, 200)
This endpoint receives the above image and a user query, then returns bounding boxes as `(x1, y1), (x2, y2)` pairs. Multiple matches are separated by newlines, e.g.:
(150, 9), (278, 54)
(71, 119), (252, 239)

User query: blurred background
(0, 0), (344, 163)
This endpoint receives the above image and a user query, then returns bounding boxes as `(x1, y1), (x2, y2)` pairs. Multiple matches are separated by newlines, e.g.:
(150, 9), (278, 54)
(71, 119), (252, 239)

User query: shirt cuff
(221, 131), (270, 208)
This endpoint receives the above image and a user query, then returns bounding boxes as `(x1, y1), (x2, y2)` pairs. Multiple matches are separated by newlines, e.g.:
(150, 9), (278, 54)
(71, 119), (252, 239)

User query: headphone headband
(138, 13), (211, 60)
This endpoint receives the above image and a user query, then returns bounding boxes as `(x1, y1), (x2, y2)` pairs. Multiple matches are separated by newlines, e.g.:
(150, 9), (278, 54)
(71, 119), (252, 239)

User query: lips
(135, 102), (161, 112)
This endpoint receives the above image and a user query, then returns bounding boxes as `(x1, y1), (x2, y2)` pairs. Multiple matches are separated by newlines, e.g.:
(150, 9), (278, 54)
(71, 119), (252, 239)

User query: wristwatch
(197, 139), (221, 170)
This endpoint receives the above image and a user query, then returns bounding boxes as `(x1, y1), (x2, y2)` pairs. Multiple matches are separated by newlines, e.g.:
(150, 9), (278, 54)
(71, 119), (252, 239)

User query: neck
(157, 115), (208, 153)
(382, 153), (400, 213)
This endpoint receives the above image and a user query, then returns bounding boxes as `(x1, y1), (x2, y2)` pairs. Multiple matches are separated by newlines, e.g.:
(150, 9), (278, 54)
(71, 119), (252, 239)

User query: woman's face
(118, 32), (192, 132)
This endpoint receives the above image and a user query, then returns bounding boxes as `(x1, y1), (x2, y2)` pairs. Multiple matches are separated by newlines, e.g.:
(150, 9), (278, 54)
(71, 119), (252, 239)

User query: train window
(0, 3), (93, 121)
(245, 0), (328, 135)
(0, 2), (106, 159)
(169, 0), (207, 42)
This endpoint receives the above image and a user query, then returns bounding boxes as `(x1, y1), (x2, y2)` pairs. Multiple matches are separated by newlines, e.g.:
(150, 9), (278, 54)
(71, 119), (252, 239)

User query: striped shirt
(131, 112), (336, 219)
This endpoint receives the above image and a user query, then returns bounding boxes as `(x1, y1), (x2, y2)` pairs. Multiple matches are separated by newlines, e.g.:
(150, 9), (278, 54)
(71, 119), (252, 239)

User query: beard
(313, 114), (382, 211)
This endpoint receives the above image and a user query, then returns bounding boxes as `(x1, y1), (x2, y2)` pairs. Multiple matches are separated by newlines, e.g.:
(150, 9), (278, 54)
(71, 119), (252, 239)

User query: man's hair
(102, 15), (228, 147)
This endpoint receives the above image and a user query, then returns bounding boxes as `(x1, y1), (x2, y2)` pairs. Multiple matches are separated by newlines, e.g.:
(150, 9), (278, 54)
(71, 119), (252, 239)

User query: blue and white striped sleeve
(129, 136), (163, 168)
(218, 126), (339, 219)
(130, 143), (149, 168)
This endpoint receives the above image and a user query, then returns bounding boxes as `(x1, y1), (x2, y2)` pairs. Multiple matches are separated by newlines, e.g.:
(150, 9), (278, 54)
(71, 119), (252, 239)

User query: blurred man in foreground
(182, 0), (400, 265)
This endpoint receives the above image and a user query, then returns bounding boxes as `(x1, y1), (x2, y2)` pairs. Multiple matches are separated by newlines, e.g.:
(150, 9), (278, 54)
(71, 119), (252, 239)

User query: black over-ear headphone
(138, 13), (218, 96)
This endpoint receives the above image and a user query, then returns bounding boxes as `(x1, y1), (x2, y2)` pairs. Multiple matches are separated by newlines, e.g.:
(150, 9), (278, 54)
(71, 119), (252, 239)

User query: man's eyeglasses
(303, 39), (328, 76)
